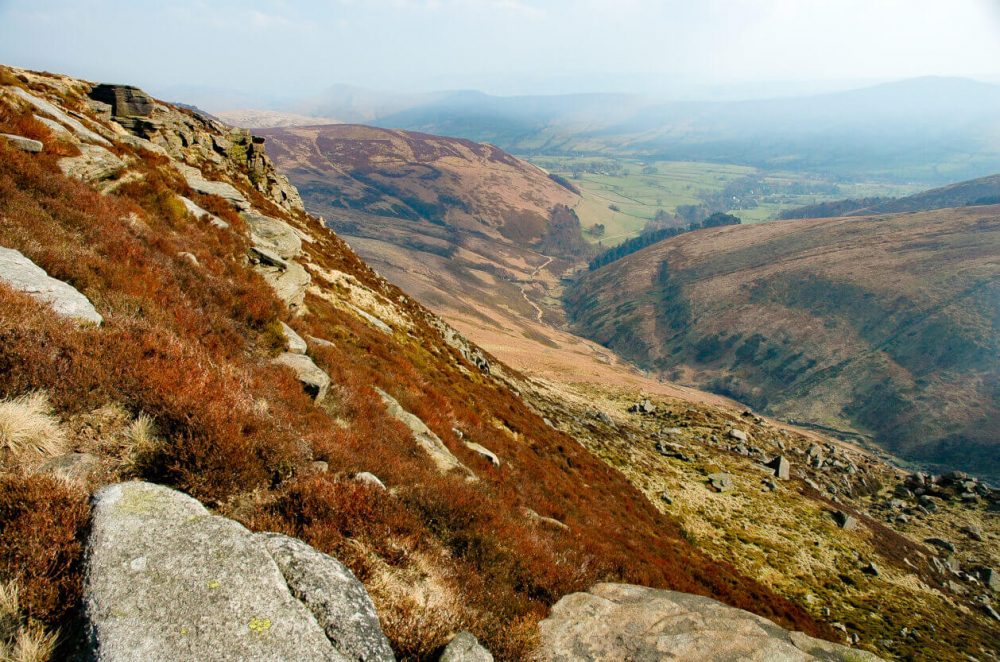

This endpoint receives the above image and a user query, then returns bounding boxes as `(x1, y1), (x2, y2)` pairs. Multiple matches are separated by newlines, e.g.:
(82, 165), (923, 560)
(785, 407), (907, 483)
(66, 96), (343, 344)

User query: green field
(529, 156), (923, 246)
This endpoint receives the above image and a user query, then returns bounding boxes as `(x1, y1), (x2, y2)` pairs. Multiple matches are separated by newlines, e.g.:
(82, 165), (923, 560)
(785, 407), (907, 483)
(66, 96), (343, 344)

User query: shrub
(0, 474), (89, 625)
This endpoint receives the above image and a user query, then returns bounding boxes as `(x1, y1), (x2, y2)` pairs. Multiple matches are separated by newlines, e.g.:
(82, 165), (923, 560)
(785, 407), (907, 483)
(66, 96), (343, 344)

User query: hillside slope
(0, 65), (836, 660)
(261, 123), (590, 355)
(781, 173), (1000, 219)
(566, 208), (1000, 480)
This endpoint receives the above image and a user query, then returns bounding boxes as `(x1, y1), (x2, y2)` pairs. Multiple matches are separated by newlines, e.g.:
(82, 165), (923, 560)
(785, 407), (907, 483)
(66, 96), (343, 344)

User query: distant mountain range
(270, 77), (1000, 185)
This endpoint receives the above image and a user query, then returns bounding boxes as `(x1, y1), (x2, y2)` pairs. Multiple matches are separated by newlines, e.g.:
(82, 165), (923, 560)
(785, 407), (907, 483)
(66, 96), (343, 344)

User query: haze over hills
(273, 77), (1000, 185)
(214, 109), (342, 129)
(565, 206), (1000, 481)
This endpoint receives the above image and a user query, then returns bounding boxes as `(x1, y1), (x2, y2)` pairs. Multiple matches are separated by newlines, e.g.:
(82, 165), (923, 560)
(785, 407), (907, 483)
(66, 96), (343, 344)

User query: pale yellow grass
(0, 392), (66, 470)
(0, 582), (56, 662)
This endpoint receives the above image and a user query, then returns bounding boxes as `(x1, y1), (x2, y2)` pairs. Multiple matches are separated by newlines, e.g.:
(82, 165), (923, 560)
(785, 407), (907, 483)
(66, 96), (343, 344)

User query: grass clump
(0, 393), (66, 470)
(0, 582), (57, 662)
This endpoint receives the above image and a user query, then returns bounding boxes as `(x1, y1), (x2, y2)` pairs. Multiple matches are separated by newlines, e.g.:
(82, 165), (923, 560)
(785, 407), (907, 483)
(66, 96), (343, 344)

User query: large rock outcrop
(0, 247), (102, 324)
(538, 583), (884, 662)
(88, 84), (154, 118)
(84, 482), (394, 662)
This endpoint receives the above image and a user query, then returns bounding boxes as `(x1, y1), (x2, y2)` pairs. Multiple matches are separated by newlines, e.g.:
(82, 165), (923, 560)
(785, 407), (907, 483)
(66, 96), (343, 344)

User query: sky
(1, 0), (1000, 106)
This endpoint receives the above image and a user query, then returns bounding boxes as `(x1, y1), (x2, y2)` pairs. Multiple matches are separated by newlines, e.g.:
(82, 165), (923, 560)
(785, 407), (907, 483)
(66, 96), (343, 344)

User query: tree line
(588, 212), (740, 271)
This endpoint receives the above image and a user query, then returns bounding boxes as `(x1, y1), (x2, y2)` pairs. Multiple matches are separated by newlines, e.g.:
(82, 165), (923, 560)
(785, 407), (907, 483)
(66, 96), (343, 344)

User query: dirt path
(519, 255), (553, 323)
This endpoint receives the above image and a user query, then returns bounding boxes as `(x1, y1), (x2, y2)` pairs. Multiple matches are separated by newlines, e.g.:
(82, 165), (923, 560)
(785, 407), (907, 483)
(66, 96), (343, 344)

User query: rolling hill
(565, 206), (1000, 480)
(260, 124), (590, 346)
(780, 173), (1000, 219)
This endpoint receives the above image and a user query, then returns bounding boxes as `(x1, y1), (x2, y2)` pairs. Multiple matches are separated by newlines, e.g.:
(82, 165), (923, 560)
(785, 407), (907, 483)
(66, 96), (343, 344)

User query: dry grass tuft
(121, 413), (160, 475)
(0, 582), (57, 662)
(0, 393), (67, 470)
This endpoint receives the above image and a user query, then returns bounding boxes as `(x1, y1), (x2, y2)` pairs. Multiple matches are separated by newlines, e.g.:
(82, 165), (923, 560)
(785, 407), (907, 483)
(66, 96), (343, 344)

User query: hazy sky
(2, 0), (999, 103)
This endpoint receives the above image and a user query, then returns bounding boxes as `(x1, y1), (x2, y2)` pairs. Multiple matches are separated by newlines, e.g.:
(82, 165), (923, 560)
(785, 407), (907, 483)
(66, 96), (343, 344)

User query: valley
(529, 156), (920, 236)
(253, 100), (1000, 661)
(2, 2), (1000, 660)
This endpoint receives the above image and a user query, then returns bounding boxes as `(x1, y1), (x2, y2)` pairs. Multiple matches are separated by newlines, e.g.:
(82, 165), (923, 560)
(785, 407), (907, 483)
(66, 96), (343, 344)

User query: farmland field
(529, 156), (923, 246)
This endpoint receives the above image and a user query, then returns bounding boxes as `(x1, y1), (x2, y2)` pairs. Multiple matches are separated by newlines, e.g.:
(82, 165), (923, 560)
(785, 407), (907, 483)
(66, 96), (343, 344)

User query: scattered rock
(660, 490), (673, 505)
(264, 260), (310, 312)
(629, 399), (656, 414)
(34, 114), (72, 138)
(256, 533), (395, 662)
(1, 132), (43, 152)
(177, 251), (199, 266)
(440, 631), (493, 662)
(832, 511), (858, 531)
(924, 537), (956, 553)
(728, 429), (748, 442)
(355, 472), (386, 490)
(523, 508), (570, 531)
(349, 304), (393, 335)
(656, 439), (691, 461)
(980, 568), (998, 592)
(983, 605), (1000, 622)
(538, 583), (885, 661)
(763, 479), (778, 492)
(174, 162), (249, 211)
(863, 561), (880, 577)
(245, 213), (302, 260)
(0, 247), (103, 324)
(84, 482), (374, 661)
(707, 472), (734, 493)
(946, 580), (967, 595)
(39, 452), (101, 482)
(428, 317), (491, 374)
(58, 143), (126, 184)
(375, 388), (474, 479)
(464, 441), (500, 468)
(8, 86), (111, 145)
(307, 335), (336, 349)
(309, 461), (329, 474)
(178, 196), (228, 229)
(767, 455), (791, 480)
(272, 352), (331, 402)
(117, 133), (169, 157)
(279, 321), (308, 354)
